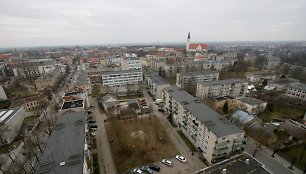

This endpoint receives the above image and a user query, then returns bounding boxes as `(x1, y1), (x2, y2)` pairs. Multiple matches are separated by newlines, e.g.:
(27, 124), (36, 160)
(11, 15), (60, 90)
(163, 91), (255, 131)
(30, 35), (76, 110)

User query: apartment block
(196, 79), (248, 100)
(145, 73), (170, 99)
(11, 59), (55, 78)
(0, 107), (26, 145)
(35, 111), (89, 174)
(35, 69), (60, 91)
(285, 83), (306, 102)
(122, 57), (142, 71)
(162, 86), (245, 164)
(176, 71), (219, 88)
(101, 70), (143, 87)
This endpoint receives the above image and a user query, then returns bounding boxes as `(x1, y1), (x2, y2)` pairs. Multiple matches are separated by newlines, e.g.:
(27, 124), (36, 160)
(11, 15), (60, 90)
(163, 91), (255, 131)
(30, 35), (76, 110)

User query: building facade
(176, 71), (219, 88)
(196, 79), (248, 100)
(101, 70), (143, 87)
(285, 83), (306, 102)
(35, 69), (60, 91)
(162, 86), (245, 164)
(235, 97), (267, 114)
(13, 95), (47, 112)
(145, 73), (170, 99)
(122, 57), (142, 71)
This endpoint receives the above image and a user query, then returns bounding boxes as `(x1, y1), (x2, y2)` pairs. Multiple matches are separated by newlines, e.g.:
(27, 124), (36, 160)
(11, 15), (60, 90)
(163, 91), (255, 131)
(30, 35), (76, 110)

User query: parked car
(133, 168), (143, 174)
(162, 159), (172, 167)
(140, 166), (154, 174)
(175, 155), (187, 163)
(90, 125), (98, 129)
(148, 164), (160, 172)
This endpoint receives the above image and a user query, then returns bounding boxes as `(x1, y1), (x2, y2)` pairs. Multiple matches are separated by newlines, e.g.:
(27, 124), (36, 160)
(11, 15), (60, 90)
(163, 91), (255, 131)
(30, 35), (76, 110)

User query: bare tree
(0, 157), (7, 174)
(24, 138), (40, 162)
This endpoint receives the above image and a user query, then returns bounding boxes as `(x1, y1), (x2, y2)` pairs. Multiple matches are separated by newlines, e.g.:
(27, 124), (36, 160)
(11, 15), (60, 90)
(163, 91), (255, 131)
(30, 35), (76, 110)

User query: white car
(162, 159), (172, 167)
(133, 168), (143, 174)
(175, 155), (187, 163)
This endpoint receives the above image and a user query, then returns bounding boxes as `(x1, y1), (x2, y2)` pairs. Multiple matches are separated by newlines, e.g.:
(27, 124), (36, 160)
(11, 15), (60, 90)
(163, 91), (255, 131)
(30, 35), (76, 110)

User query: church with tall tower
(186, 32), (208, 52)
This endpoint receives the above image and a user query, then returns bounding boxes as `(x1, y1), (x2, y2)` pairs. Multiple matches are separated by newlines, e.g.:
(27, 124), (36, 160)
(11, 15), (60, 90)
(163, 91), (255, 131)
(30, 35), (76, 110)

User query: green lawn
(279, 144), (306, 170)
(177, 130), (197, 152)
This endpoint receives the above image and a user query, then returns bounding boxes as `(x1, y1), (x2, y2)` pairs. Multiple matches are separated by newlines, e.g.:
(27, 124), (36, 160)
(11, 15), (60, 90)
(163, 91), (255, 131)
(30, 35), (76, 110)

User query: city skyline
(1, 0), (306, 47)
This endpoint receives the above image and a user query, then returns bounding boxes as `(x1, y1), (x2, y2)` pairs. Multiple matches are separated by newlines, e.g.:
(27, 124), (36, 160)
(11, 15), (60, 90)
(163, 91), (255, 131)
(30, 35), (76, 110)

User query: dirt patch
(106, 116), (178, 172)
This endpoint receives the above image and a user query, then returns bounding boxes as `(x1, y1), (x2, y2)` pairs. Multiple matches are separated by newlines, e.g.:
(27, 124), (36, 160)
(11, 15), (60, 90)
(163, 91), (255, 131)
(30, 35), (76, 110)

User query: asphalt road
(89, 96), (117, 174)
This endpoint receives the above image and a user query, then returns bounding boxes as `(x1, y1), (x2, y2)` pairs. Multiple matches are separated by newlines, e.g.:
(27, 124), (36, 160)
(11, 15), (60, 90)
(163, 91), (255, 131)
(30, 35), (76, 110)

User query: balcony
(214, 148), (228, 154)
(215, 140), (230, 147)
(212, 152), (227, 158)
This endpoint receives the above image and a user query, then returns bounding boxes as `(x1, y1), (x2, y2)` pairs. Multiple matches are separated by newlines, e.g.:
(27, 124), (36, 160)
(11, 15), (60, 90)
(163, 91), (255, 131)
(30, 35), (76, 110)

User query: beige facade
(146, 73), (170, 99)
(163, 86), (245, 164)
(235, 97), (267, 114)
(35, 70), (60, 91)
(176, 71), (219, 88)
(285, 84), (306, 102)
(196, 79), (248, 100)
(13, 95), (47, 112)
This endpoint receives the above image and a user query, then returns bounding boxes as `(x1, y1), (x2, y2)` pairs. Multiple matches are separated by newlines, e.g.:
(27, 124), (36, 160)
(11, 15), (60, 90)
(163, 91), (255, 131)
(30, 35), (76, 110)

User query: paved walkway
(245, 137), (303, 174)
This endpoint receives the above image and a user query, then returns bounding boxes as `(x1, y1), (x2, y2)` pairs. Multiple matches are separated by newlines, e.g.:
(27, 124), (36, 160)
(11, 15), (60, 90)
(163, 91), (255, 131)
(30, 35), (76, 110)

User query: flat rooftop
(202, 152), (271, 174)
(237, 97), (266, 106)
(199, 79), (247, 86)
(35, 111), (87, 174)
(147, 73), (170, 85)
(289, 83), (306, 91)
(61, 100), (84, 110)
(0, 107), (21, 124)
(101, 70), (142, 75)
(164, 86), (243, 137)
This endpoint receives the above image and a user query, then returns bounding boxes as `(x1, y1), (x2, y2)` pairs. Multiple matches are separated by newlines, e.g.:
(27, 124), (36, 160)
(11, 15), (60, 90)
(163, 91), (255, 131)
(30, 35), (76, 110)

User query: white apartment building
(101, 70), (143, 87)
(176, 71), (219, 88)
(285, 83), (306, 102)
(196, 79), (248, 100)
(0, 107), (26, 145)
(145, 73), (170, 99)
(122, 57), (142, 71)
(162, 86), (245, 164)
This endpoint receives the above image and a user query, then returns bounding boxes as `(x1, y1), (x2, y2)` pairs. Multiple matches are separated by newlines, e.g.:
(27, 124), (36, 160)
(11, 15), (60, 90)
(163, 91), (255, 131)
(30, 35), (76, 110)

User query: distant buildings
(176, 71), (219, 88)
(163, 86), (245, 164)
(121, 57), (142, 71)
(267, 55), (281, 69)
(0, 107), (26, 145)
(10, 59), (55, 79)
(196, 79), (248, 100)
(285, 83), (306, 102)
(186, 32), (208, 52)
(35, 111), (88, 174)
(145, 73), (170, 99)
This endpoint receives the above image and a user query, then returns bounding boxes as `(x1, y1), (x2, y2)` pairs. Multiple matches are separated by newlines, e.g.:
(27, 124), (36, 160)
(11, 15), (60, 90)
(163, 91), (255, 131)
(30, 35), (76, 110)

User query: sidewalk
(246, 137), (303, 174)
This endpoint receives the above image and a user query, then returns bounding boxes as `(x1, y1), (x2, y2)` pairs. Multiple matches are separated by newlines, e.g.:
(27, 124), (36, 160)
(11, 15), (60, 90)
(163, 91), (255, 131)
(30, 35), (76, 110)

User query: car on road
(175, 155), (187, 163)
(162, 159), (172, 167)
(140, 166), (154, 174)
(133, 168), (143, 174)
(148, 164), (160, 172)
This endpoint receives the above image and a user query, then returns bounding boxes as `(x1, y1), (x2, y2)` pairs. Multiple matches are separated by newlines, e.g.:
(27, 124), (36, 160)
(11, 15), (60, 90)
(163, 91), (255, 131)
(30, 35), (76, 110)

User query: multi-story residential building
(101, 70), (143, 87)
(162, 86), (245, 164)
(35, 111), (89, 174)
(85, 68), (105, 83)
(0, 107), (26, 145)
(285, 83), (306, 102)
(196, 79), (248, 100)
(122, 57), (142, 71)
(74, 71), (92, 95)
(12, 95), (47, 113)
(35, 69), (61, 91)
(145, 73), (170, 99)
(176, 71), (219, 88)
(11, 59), (55, 79)
(235, 97), (267, 114)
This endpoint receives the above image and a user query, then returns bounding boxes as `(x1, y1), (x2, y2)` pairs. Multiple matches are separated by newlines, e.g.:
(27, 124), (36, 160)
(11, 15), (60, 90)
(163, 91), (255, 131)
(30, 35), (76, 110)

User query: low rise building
(12, 95), (47, 113)
(235, 97), (267, 114)
(231, 110), (256, 126)
(35, 69), (61, 91)
(122, 57), (142, 71)
(101, 70), (143, 87)
(146, 73), (170, 99)
(35, 111), (89, 174)
(285, 83), (306, 102)
(280, 119), (306, 143)
(61, 87), (89, 112)
(163, 86), (245, 164)
(0, 107), (26, 145)
(196, 79), (248, 100)
(75, 71), (91, 95)
(176, 71), (219, 88)
(267, 78), (300, 91)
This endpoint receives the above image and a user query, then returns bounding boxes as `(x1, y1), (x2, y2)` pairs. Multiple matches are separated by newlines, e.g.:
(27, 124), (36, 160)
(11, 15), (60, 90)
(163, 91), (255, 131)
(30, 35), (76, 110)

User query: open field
(279, 144), (306, 170)
(105, 116), (178, 172)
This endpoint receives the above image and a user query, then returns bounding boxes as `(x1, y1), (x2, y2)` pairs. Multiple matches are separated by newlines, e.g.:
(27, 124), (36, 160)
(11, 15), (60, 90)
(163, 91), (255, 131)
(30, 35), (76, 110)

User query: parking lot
(156, 156), (196, 174)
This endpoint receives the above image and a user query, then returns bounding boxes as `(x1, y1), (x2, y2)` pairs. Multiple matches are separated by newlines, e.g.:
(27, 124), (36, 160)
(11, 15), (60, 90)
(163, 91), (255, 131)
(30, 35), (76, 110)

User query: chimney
(222, 168), (227, 174)
(246, 158), (250, 165)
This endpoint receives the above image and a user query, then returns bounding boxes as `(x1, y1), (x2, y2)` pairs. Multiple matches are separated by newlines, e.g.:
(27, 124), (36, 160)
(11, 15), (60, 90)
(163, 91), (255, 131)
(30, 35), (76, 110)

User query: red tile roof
(188, 43), (208, 50)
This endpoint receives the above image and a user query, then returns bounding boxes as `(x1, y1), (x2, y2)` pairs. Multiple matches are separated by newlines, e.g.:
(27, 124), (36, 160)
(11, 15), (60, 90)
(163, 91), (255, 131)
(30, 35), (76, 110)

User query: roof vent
(60, 162), (66, 167)
(246, 158), (250, 165)
(222, 168), (227, 174)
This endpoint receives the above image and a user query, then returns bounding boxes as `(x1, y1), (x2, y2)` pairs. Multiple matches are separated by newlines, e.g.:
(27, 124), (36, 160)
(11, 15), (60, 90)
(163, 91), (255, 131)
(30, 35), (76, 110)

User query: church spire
(187, 32), (190, 39)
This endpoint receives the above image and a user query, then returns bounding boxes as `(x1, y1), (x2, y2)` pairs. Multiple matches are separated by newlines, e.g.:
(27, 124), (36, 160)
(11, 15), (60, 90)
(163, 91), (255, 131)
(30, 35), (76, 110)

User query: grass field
(105, 116), (178, 172)
(279, 144), (306, 170)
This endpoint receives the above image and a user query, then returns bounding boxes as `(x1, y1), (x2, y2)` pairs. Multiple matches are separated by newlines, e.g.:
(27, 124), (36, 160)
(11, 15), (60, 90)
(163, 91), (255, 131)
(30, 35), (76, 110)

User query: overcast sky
(0, 0), (306, 47)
